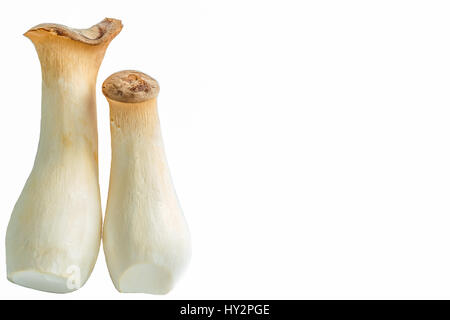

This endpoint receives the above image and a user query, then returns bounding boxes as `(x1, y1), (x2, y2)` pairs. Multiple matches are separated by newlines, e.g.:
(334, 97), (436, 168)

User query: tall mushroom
(102, 70), (191, 294)
(5, 18), (122, 293)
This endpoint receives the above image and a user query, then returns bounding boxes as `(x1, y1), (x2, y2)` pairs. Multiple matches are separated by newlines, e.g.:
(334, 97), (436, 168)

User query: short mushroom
(102, 70), (191, 294)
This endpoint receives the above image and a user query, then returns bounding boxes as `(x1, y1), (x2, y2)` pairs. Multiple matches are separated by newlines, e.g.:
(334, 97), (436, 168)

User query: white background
(1, 0), (450, 299)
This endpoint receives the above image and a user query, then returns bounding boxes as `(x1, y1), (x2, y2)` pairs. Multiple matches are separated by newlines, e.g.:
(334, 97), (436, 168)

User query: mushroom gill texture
(5, 18), (122, 294)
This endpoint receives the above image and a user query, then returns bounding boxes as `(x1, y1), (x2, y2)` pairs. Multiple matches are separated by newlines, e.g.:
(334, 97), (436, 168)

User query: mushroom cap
(25, 18), (123, 46)
(102, 70), (160, 103)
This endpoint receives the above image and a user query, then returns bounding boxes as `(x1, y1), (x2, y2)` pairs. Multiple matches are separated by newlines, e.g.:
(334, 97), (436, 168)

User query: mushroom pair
(5, 18), (191, 294)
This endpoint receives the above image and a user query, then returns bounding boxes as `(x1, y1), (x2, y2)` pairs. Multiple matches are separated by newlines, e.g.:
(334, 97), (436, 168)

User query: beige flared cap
(24, 18), (123, 46)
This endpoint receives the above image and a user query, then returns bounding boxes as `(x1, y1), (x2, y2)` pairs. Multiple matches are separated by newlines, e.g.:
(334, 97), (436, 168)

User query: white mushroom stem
(102, 70), (191, 294)
(6, 18), (122, 293)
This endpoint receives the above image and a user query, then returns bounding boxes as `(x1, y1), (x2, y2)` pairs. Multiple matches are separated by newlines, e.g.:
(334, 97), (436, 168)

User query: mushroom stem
(102, 71), (191, 294)
(6, 18), (122, 293)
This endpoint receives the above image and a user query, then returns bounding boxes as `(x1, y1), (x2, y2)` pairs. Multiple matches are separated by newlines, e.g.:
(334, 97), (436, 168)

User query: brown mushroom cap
(25, 18), (123, 46)
(102, 70), (160, 103)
